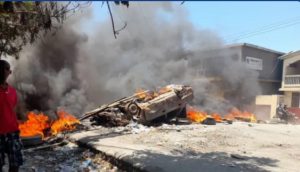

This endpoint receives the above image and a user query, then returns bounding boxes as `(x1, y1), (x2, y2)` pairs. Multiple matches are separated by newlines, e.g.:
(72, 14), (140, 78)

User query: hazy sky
(85, 1), (300, 53)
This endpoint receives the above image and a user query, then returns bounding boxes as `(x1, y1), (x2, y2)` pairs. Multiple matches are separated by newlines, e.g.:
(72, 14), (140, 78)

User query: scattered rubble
(8, 142), (122, 172)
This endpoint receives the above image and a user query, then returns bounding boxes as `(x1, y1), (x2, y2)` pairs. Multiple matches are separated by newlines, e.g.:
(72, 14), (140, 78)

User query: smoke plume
(10, 2), (261, 117)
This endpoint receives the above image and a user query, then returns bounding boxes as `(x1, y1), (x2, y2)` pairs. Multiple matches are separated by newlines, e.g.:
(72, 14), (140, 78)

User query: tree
(0, 1), (91, 59)
(0, 1), (129, 59)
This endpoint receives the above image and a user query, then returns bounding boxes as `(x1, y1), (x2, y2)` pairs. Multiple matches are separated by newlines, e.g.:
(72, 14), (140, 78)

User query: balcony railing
(284, 75), (300, 86)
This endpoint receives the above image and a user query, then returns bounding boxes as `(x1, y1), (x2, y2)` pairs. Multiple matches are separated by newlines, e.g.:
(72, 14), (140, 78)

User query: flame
(135, 89), (155, 100)
(19, 112), (50, 138)
(135, 86), (172, 101)
(186, 106), (207, 123)
(157, 86), (172, 95)
(187, 110), (207, 123)
(224, 108), (257, 123)
(242, 111), (257, 123)
(187, 106), (257, 123)
(210, 113), (223, 123)
(19, 110), (80, 139)
(50, 110), (80, 135)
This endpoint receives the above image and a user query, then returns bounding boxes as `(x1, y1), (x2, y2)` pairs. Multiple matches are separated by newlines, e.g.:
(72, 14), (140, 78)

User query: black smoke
(10, 2), (261, 116)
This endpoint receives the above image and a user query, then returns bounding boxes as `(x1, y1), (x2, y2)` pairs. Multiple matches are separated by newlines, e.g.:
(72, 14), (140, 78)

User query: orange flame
(50, 110), (80, 135)
(224, 108), (257, 123)
(135, 86), (172, 101)
(157, 86), (172, 95)
(210, 113), (223, 123)
(19, 110), (80, 139)
(187, 110), (208, 123)
(135, 89), (155, 100)
(187, 106), (257, 123)
(19, 112), (50, 138)
(186, 106), (207, 123)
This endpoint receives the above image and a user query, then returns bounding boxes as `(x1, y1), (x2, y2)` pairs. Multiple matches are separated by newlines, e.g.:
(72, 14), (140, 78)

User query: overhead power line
(225, 16), (300, 42)
(224, 15), (300, 39)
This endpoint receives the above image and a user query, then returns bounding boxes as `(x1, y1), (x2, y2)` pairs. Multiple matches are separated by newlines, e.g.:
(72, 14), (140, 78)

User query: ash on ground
(5, 142), (121, 172)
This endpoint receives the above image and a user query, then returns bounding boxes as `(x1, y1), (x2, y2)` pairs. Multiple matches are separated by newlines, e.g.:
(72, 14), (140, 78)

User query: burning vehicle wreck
(80, 85), (194, 126)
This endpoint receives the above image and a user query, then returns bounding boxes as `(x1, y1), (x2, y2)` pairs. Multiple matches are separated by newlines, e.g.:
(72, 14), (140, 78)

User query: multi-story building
(226, 43), (285, 95)
(191, 43), (285, 119)
(279, 51), (300, 116)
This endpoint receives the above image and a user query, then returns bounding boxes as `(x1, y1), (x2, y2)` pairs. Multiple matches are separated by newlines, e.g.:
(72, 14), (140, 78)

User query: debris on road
(13, 142), (121, 172)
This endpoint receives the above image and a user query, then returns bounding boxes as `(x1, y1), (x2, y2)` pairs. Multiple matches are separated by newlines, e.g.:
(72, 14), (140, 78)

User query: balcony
(284, 75), (300, 87)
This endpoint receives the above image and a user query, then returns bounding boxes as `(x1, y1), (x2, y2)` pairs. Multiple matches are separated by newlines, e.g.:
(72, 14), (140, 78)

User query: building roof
(226, 43), (285, 55)
(278, 50), (300, 60)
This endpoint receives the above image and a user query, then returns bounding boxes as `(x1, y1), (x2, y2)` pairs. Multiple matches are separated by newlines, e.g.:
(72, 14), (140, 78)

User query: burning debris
(19, 110), (80, 140)
(80, 84), (258, 127)
(18, 84), (259, 144)
(51, 111), (81, 135)
(80, 84), (193, 126)
(224, 108), (257, 123)
(187, 106), (257, 124)
(19, 112), (50, 138)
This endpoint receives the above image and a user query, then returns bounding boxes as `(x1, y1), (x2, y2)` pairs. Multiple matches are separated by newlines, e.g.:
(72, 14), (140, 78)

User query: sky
(86, 1), (300, 53)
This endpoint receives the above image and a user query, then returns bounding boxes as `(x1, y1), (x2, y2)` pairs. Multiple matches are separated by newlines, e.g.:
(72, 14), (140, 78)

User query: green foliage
(0, 1), (128, 59)
(0, 2), (88, 59)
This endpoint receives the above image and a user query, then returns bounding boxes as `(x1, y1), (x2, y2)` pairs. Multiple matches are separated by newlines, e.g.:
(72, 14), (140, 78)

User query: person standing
(0, 60), (23, 172)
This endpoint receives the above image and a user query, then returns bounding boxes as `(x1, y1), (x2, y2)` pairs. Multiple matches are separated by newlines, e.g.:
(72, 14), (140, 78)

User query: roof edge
(226, 43), (285, 55)
(279, 50), (300, 60)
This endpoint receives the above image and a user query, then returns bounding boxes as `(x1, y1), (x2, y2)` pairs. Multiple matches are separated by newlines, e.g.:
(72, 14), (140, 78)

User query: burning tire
(21, 135), (43, 147)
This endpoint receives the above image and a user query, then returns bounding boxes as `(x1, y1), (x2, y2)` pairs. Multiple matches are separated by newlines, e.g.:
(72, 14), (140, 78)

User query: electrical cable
(225, 17), (300, 42)
(229, 20), (300, 42)
(224, 15), (300, 39)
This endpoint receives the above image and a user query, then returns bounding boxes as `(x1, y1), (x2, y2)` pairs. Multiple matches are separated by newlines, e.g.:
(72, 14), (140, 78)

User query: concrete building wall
(256, 95), (283, 118)
(228, 46), (242, 61)
(284, 92), (293, 107)
(283, 92), (300, 108)
(238, 45), (284, 95)
(291, 92), (300, 107)
(260, 82), (282, 95)
(241, 46), (283, 81)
